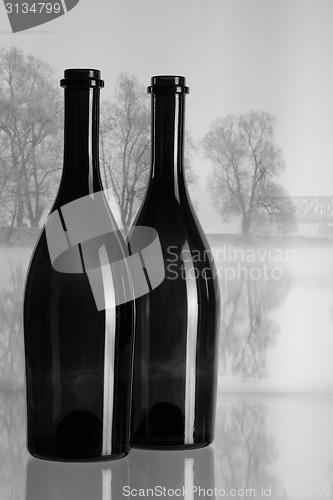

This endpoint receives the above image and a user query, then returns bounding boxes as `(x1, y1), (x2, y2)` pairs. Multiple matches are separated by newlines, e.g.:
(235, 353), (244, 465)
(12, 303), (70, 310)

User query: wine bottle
(23, 69), (135, 461)
(131, 76), (221, 449)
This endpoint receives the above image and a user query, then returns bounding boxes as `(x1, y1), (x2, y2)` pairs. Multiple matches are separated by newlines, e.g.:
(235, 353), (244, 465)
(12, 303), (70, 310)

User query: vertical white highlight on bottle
(173, 95), (181, 202)
(102, 469), (112, 500)
(184, 458), (195, 500)
(183, 244), (198, 445)
(88, 91), (94, 196)
(99, 244), (116, 455)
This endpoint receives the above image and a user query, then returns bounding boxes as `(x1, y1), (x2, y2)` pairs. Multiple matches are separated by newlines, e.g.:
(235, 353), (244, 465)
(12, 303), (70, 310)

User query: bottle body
(131, 77), (220, 449)
(24, 70), (135, 461)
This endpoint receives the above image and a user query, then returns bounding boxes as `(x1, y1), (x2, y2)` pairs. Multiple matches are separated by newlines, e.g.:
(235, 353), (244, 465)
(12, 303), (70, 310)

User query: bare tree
(0, 47), (62, 229)
(100, 73), (151, 230)
(203, 111), (295, 237)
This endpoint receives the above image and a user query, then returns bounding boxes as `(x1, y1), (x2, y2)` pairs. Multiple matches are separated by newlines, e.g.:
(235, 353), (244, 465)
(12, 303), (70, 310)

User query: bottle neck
(58, 87), (102, 204)
(150, 93), (186, 200)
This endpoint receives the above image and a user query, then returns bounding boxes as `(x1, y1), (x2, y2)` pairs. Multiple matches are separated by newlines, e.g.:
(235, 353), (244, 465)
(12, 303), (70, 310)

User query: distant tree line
(0, 47), (62, 231)
(0, 48), (153, 235)
(0, 47), (293, 239)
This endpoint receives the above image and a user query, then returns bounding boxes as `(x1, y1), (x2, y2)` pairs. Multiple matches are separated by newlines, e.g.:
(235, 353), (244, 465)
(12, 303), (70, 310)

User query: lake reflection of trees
(0, 248), (293, 387)
(0, 261), (26, 389)
(219, 272), (291, 380)
(0, 390), (28, 500)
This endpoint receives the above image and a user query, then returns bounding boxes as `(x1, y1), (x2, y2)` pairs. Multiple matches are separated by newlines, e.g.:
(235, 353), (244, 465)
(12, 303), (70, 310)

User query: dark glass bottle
(23, 69), (135, 461)
(131, 76), (221, 449)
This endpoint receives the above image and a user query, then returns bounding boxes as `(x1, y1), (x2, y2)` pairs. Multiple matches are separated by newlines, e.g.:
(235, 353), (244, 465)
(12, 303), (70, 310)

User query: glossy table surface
(2, 390), (333, 500)
(1, 244), (333, 498)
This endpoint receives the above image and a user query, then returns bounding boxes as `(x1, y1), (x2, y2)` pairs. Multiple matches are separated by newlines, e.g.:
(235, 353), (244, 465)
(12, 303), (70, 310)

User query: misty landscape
(1, 0), (333, 494)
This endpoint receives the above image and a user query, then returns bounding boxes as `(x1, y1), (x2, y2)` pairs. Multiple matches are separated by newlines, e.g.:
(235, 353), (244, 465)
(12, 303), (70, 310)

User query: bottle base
(28, 447), (130, 463)
(131, 441), (212, 451)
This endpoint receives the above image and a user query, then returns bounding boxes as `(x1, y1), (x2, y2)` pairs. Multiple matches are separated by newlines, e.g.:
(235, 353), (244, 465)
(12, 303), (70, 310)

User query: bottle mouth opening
(147, 75), (189, 94)
(60, 69), (104, 88)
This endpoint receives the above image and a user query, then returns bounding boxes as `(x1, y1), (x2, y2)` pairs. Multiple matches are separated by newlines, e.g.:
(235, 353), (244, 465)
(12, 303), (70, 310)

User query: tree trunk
(121, 210), (129, 235)
(16, 196), (25, 227)
(241, 216), (251, 238)
(29, 215), (41, 228)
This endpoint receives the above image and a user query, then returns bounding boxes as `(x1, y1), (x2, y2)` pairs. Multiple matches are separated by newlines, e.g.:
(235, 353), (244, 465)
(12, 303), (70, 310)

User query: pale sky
(1, 0), (332, 232)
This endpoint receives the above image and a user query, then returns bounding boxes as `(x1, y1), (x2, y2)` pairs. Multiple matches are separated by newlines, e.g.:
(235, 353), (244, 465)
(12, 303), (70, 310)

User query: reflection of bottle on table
(25, 456), (130, 500)
(129, 446), (216, 499)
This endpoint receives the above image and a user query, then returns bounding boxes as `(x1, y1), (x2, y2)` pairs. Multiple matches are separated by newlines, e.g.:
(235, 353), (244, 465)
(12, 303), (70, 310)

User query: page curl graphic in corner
(45, 189), (165, 311)
(4, 0), (80, 33)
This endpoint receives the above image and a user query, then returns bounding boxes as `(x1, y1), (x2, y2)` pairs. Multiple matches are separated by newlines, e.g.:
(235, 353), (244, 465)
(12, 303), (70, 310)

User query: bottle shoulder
(135, 192), (209, 251)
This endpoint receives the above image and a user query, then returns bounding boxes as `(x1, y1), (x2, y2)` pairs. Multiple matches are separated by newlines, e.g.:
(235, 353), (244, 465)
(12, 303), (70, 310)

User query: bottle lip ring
(61, 79), (104, 88)
(147, 75), (189, 94)
(60, 68), (104, 88)
(147, 85), (189, 95)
